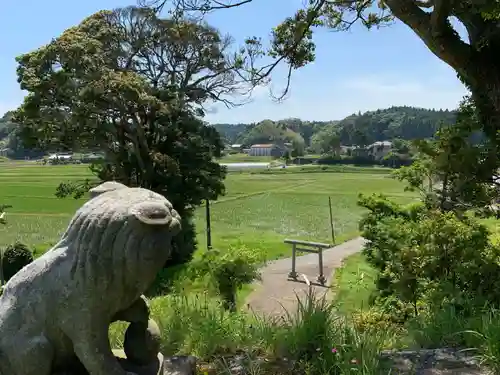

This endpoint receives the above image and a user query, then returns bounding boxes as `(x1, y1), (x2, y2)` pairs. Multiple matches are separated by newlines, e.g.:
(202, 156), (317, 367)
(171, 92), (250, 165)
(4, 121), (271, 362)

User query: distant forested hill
(1, 106), (457, 157)
(0, 111), (15, 147)
(211, 106), (457, 148)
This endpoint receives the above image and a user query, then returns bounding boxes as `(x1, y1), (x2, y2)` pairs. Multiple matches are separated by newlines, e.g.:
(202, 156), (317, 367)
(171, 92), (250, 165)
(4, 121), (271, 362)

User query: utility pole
(205, 199), (212, 250)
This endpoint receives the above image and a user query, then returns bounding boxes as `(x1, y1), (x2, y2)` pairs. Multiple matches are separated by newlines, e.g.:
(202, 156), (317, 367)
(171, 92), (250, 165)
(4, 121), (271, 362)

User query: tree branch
(384, 0), (473, 79)
(429, 0), (453, 33)
(140, 0), (254, 13)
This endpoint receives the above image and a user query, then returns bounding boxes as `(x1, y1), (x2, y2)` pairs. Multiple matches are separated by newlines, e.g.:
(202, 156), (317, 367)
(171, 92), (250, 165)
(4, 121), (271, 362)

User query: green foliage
(191, 245), (264, 312)
(12, 7), (235, 265)
(0, 204), (10, 225)
(337, 107), (456, 146)
(395, 97), (498, 214)
(0, 112), (15, 141)
(359, 194), (500, 320)
(235, 119), (306, 154)
(166, 0), (500, 197)
(214, 107), (456, 151)
(310, 125), (341, 155)
(0, 111), (45, 160)
(170, 213), (198, 267)
(2, 241), (34, 283)
(109, 288), (388, 374)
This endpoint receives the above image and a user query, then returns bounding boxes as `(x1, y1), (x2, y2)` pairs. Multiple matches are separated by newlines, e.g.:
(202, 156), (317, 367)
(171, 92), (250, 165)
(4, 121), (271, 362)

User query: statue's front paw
(124, 319), (161, 366)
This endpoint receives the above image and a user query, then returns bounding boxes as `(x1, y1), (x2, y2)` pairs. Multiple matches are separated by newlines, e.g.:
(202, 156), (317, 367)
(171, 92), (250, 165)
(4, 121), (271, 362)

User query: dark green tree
(310, 125), (340, 155)
(396, 97), (498, 215)
(12, 7), (247, 265)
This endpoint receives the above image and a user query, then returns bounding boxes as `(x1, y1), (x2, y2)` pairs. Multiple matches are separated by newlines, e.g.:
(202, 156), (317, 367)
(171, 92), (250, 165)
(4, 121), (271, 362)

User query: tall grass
(109, 288), (390, 374)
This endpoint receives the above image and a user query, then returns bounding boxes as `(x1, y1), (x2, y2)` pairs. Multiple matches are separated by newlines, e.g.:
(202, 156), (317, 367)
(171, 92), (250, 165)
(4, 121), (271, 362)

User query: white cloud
(336, 74), (468, 113)
(1, 73), (468, 125)
(204, 72), (469, 123)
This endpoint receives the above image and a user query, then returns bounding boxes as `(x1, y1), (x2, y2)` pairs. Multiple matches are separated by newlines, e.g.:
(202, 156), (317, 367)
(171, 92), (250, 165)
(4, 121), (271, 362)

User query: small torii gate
(284, 239), (331, 286)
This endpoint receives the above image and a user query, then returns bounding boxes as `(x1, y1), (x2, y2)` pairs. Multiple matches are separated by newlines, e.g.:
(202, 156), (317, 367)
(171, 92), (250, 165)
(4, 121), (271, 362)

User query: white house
(47, 153), (73, 162)
(367, 141), (392, 160)
(230, 144), (243, 151)
(248, 143), (285, 157)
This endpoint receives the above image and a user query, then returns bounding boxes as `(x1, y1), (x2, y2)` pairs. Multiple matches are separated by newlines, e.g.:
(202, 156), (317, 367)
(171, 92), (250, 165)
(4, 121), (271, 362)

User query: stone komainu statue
(0, 182), (181, 375)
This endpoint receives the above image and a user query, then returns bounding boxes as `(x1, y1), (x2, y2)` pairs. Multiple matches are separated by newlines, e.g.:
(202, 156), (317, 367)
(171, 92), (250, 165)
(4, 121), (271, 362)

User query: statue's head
(88, 181), (128, 199)
(62, 183), (182, 290)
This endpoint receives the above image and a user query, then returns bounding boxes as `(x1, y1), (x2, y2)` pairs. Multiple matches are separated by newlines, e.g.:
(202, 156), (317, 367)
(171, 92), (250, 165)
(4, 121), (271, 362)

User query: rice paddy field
(0, 162), (417, 259)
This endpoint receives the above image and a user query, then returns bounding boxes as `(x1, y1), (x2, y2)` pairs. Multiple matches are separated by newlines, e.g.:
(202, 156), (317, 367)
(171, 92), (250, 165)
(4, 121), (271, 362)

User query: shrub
(168, 212), (198, 267)
(358, 194), (500, 318)
(191, 245), (265, 312)
(146, 264), (192, 297)
(2, 241), (34, 283)
(0, 204), (11, 225)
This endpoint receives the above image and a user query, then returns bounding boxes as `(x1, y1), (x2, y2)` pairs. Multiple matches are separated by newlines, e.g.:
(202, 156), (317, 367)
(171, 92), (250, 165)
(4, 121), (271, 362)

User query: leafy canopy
(12, 6), (255, 265)
(13, 8), (232, 203)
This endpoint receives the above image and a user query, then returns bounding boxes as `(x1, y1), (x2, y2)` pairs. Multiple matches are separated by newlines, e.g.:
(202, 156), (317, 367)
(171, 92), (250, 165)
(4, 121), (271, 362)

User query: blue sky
(0, 0), (467, 124)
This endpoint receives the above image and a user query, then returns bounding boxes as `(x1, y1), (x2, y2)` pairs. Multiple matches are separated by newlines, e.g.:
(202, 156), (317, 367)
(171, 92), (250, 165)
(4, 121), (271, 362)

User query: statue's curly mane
(57, 187), (180, 294)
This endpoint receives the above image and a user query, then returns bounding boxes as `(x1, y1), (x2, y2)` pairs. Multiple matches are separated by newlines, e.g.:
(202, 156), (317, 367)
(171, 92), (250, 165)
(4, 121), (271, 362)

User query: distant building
(229, 144), (243, 152)
(248, 143), (285, 157)
(0, 148), (8, 157)
(47, 153), (73, 163)
(340, 145), (368, 157)
(48, 153), (73, 160)
(81, 153), (104, 163)
(367, 141), (392, 160)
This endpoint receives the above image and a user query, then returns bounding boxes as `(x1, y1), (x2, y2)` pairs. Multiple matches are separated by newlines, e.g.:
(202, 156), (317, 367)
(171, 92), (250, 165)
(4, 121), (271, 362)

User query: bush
(146, 264), (192, 297)
(358, 194), (500, 319)
(168, 212), (198, 267)
(2, 242), (34, 283)
(191, 245), (265, 312)
(0, 204), (11, 225)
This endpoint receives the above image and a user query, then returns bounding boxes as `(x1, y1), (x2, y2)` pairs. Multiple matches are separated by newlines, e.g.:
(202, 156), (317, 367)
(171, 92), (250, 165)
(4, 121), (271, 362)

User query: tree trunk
(384, 1), (500, 167)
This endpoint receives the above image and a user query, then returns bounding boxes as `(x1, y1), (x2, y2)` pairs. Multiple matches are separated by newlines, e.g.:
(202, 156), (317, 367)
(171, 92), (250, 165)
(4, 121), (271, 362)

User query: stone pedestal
(53, 351), (197, 375)
(115, 351), (197, 375)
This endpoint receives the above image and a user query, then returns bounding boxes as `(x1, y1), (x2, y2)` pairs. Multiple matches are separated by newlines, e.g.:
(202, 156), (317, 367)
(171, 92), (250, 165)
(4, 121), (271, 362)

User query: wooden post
(317, 247), (326, 285)
(288, 243), (298, 279)
(328, 196), (335, 245)
(205, 199), (212, 250)
(284, 239), (330, 284)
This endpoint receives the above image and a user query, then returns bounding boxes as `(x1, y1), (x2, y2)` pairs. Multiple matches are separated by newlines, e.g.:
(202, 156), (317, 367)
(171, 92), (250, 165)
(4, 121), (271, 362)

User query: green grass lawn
(0, 163), (417, 261)
(333, 253), (378, 315)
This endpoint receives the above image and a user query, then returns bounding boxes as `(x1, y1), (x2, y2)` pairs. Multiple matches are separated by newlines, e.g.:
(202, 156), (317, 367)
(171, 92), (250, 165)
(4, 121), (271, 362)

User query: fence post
(317, 246), (326, 285)
(288, 243), (298, 279)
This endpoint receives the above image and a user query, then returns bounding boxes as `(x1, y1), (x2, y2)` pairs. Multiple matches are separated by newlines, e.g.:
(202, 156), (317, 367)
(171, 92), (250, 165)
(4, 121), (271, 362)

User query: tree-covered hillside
(1, 106), (457, 158)
(0, 111), (15, 147)
(337, 106), (456, 146)
(212, 107), (457, 149)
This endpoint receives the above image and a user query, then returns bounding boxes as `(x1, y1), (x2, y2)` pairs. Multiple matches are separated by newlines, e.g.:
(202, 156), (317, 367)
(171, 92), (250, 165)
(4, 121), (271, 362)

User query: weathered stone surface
(88, 180), (128, 198)
(113, 295), (151, 325)
(0, 183), (181, 375)
(124, 319), (162, 366)
(161, 355), (197, 375)
(54, 353), (197, 375)
(117, 352), (164, 375)
(380, 348), (487, 375)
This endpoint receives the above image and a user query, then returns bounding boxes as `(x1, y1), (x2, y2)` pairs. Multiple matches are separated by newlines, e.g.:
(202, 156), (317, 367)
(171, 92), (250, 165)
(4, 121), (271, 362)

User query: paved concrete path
(245, 237), (367, 316)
